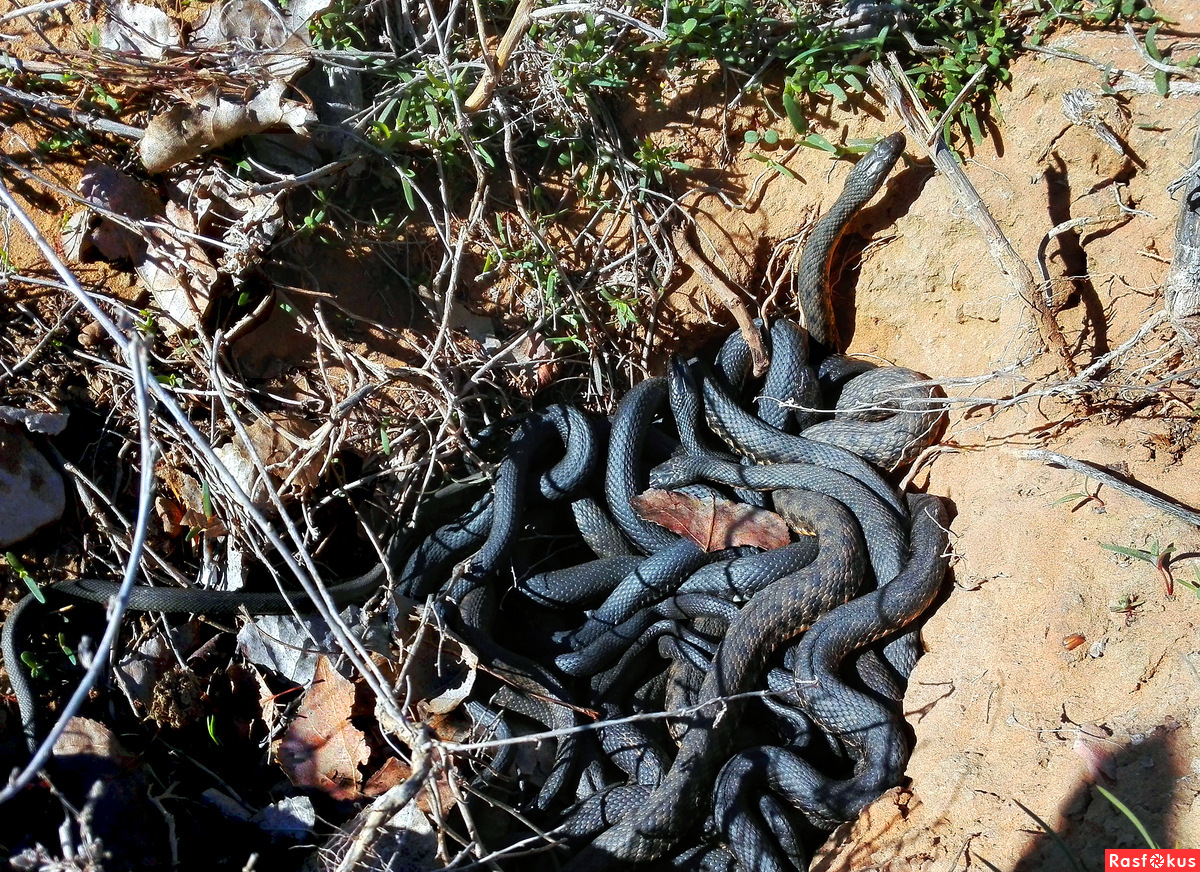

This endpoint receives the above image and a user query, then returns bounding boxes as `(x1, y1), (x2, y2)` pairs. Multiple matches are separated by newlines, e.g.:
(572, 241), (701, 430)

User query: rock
(0, 424), (65, 546)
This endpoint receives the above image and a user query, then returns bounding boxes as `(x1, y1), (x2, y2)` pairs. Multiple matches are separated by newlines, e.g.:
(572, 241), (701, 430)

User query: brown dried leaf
(632, 488), (791, 552)
(77, 164), (164, 261)
(138, 201), (219, 335)
(139, 81), (317, 174)
(277, 655), (369, 801)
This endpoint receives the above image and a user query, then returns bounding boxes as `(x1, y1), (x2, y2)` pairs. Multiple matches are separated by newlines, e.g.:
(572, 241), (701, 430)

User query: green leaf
(57, 633), (77, 666)
(743, 130), (759, 144)
(782, 87), (805, 134)
(1155, 69), (1168, 96)
(821, 79), (847, 102)
(201, 480), (214, 520)
(399, 171), (416, 211)
(1096, 786), (1158, 849)
(1144, 23), (1162, 61)
(6, 552), (43, 603)
(800, 132), (836, 153)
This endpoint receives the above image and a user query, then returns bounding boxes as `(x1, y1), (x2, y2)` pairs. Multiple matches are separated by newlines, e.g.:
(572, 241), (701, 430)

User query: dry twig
(672, 225), (769, 375)
(868, 54), (1077, 375)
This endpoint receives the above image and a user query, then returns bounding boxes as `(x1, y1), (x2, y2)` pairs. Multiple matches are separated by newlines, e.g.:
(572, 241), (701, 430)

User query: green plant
(1096, 785), (1158, 848)
(36, 128), (88, 154)
(1110, 592), (1145, 623)
(633, 136), (692, 192)
(20, 651), (47, 680)
(1102, 539), (1175, 595)
(1049, 478), (1105, 511)
(6, 552), (43, 602)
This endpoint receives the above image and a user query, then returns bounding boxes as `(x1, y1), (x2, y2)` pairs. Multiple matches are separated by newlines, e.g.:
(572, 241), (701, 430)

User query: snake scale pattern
(3, 132), (954, 870)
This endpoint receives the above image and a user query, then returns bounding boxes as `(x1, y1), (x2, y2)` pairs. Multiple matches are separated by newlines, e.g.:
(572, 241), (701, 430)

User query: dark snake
(3, 132), (954, 872)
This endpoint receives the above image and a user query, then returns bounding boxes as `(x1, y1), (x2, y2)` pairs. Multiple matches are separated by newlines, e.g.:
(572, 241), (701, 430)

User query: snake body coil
(4, 132), (955, 872)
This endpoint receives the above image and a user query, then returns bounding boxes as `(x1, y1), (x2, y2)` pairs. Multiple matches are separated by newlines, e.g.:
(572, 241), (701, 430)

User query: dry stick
(0, 82), (144, 140)
(463, 0), (537, 112)
(868, 54), (1077, 376)
(1165, 120), (1200, 344)
(1022, 42), (1200, 98)
(333, 727), (435, 872)
(672, 225), (769, 375)
(0, 176), (417, 750)
(1023, 449), (1200, 529)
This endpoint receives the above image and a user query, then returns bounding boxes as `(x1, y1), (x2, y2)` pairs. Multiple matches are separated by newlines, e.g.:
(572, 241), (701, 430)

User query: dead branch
(464, 0), (537, 112)
(868, 54), (1077, 376)
(1023, 448), (1200, 529)
(672, 225), (769, 376)
(1165, 121), (1200, 344)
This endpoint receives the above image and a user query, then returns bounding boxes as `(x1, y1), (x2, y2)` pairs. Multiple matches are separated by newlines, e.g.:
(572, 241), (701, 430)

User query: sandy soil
(635, 3), (1200, 868)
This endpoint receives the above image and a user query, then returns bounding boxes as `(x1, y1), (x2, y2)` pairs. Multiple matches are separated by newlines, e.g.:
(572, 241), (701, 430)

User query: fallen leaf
(156, 461), (227, 537)
(53, 717), (136, 767)
(101, 0), (181, 58)
(139, 81), (317, 174)
(175, 167), (286, 279)
(137, 201), (219, 334)
(251, 795), (316, 841)
(237, 611), (344, 686)
(190, 0), (331, 81)
(77, 164), (164, 261)
(331, 796), (438, 871)
(277, 655), (369, 801)
(632, 488), (791, 552)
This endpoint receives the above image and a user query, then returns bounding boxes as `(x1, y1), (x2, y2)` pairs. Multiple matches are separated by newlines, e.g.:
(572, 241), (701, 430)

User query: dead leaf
(632, 488), (791, 552)
(237, 611), (342, 686)
(190, 0), (331, 81)
(137, 200), (219, 334)
(251, 795), (315, 841)
(101, 0), (181, 58)
(378, 604), (477, 729)
(175, 167), (286, 279)
(157, 461), (227, 537)
(332, 797), (438, 871)
(139, 81), (317, 174)
(53, 717), (137, 767)
(276, 655), (369, 801)
(77, 164), (164, 261)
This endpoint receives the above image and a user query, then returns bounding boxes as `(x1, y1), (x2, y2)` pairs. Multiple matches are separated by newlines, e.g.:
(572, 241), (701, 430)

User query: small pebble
(1088, 639), (1106, 659)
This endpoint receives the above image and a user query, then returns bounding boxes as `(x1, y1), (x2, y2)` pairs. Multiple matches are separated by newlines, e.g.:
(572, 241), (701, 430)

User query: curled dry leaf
(156, 460), (227, 538)
(190, 0), (331, 82)
(138, 201), (219, 334)
(633, 488), (791, 552)
(176, 167), (286, 279)
(376, 604), (478, 743)
(139, 81), (317, 174)
(277, 655), (370, 801)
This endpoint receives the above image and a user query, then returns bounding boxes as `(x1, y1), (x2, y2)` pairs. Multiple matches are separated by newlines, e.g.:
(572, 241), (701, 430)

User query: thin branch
(0, 83), (144, 140)
(0, 334), (157, 804)
(868, 54), (1076, 375)
(1023, 449), (1200, 528)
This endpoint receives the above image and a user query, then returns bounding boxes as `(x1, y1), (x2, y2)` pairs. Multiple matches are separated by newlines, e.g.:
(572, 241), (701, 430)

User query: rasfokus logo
(1106, 850), (1200, 868)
